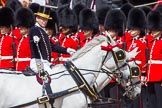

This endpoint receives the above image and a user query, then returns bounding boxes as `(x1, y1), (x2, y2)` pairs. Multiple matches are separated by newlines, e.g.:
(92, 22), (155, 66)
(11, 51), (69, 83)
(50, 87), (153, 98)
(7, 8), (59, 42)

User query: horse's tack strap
(10, 86), (81, 108)
(64, 61), (99, 101)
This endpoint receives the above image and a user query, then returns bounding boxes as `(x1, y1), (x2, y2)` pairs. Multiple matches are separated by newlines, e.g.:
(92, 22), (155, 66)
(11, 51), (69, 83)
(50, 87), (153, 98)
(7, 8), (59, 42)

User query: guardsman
(73, 3), (87, 49)
(0, 7), (16, 69)
(58, 7), (78, 63)
(79, 8), (99, 47)
(45, 9), (60, 65)
(96, 6), (111, 35)
(29, 6), (76, 72)
(14, 7), (35, 71)
(145, 10), (162, 108)
(104, 9), (126, 108)
(126, 8), (147, 108)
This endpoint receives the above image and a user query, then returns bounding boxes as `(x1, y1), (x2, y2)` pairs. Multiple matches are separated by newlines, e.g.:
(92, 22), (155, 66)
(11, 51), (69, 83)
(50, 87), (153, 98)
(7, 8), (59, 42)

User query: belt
(135, 60), (142, 64)
(15, 58), (31, 62)
(0, 56), (13, 60)
(59, 57), (70, 61)
(148, 60), (162, 64)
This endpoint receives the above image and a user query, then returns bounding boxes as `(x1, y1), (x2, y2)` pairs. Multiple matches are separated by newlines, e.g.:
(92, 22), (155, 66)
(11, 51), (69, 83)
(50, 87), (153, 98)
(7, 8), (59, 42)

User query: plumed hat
(73, 3), (87, 25)
(155, 4), (162, 14)
(58, 8), (77, 30)
(0, 7), (14, 27)
(15, 7), (35, 28)
(96, 6), (112, 25)
(46, 9), (58, 30)
(5, 0), (22, 12)
(120, 3), (134, 19)
(140, 6), (151, 16)
(29, 3), (40, 14)
(147, 10), (162, 30)
(104, 9), (126, 36)
(35, 6), (52, 19)
(127, 8), (147, 30)
(79, 8), (99, 34)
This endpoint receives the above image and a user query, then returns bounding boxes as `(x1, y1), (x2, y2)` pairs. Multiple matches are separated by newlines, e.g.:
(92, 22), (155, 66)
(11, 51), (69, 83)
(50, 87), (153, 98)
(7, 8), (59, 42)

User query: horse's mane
(71, 35), (106, 60)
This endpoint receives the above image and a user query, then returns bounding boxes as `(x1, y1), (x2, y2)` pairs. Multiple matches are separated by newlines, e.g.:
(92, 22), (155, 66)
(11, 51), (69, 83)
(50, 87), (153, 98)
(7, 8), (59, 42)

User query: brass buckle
(37, 95), (49, 104)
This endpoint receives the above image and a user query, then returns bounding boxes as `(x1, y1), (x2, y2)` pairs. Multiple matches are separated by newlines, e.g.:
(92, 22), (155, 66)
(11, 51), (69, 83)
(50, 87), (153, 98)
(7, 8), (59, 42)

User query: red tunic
(58, 33), (78, 63)
(15, 35), (31, 71)
(125, 32), (146, 74)
(147, 34), (162, 82)
(0, 33), (16, 69)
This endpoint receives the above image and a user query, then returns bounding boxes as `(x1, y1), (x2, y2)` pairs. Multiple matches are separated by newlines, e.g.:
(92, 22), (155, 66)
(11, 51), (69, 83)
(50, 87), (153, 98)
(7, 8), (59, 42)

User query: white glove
(126, 47), (140, 60)
(67, 48), (76, 55)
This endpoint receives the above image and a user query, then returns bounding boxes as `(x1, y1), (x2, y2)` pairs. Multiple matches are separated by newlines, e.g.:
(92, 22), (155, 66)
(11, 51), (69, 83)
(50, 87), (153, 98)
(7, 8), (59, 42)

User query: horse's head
(101, 44), (141, 100)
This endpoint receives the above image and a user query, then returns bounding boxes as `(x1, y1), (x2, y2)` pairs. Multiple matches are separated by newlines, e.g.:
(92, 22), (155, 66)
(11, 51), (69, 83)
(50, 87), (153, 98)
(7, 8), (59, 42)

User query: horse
(94, 32), (141, 101)
(0, 35), (138, 108)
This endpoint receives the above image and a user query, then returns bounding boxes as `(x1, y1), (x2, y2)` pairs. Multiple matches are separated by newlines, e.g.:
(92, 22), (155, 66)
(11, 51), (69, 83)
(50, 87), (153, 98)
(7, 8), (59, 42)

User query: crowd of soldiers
(0, 0), (162, 108)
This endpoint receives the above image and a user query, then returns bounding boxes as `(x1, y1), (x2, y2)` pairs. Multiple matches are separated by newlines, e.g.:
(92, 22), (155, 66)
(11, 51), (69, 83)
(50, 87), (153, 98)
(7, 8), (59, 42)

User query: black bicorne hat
(79, 8), (99, 34)
(96, 6), (112, 25)
(15, 7), (35, 28)
(104, 9), (126, 36)
(147, 10), (162, 30)
(0, 7), (14, 27)
(35, 6), (52, 19)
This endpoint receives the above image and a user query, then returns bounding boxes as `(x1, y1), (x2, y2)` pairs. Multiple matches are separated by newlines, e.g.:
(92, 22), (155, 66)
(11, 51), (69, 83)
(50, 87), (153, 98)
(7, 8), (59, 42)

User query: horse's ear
(101, 44), (118, 51)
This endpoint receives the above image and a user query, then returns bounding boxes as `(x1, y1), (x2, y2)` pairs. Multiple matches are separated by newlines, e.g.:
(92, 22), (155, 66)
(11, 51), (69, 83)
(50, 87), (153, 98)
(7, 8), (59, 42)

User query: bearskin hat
(127, 8), (146, 30)
(140, 6), (151, 16)
(5, 0), (22, 12)
(147, 11), (162, 30)
(120, 3), (134, 19)
(155, 4), (162, 14)
(29, 3), (40, 14)
(73, 3), (87, 25)
(104, 9), (126, 36)
(0, 7), (14, 27)
(15, 7), (35, 28)
(96, 6), (112, 25)
(46, 9), (58, 32)
(58, 8), (77, 32)
(79, 8), (99, 34)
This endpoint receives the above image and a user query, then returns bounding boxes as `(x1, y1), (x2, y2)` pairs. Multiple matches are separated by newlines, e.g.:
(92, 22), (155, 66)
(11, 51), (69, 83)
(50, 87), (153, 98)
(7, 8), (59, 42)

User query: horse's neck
(73, 44), (104, 70)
